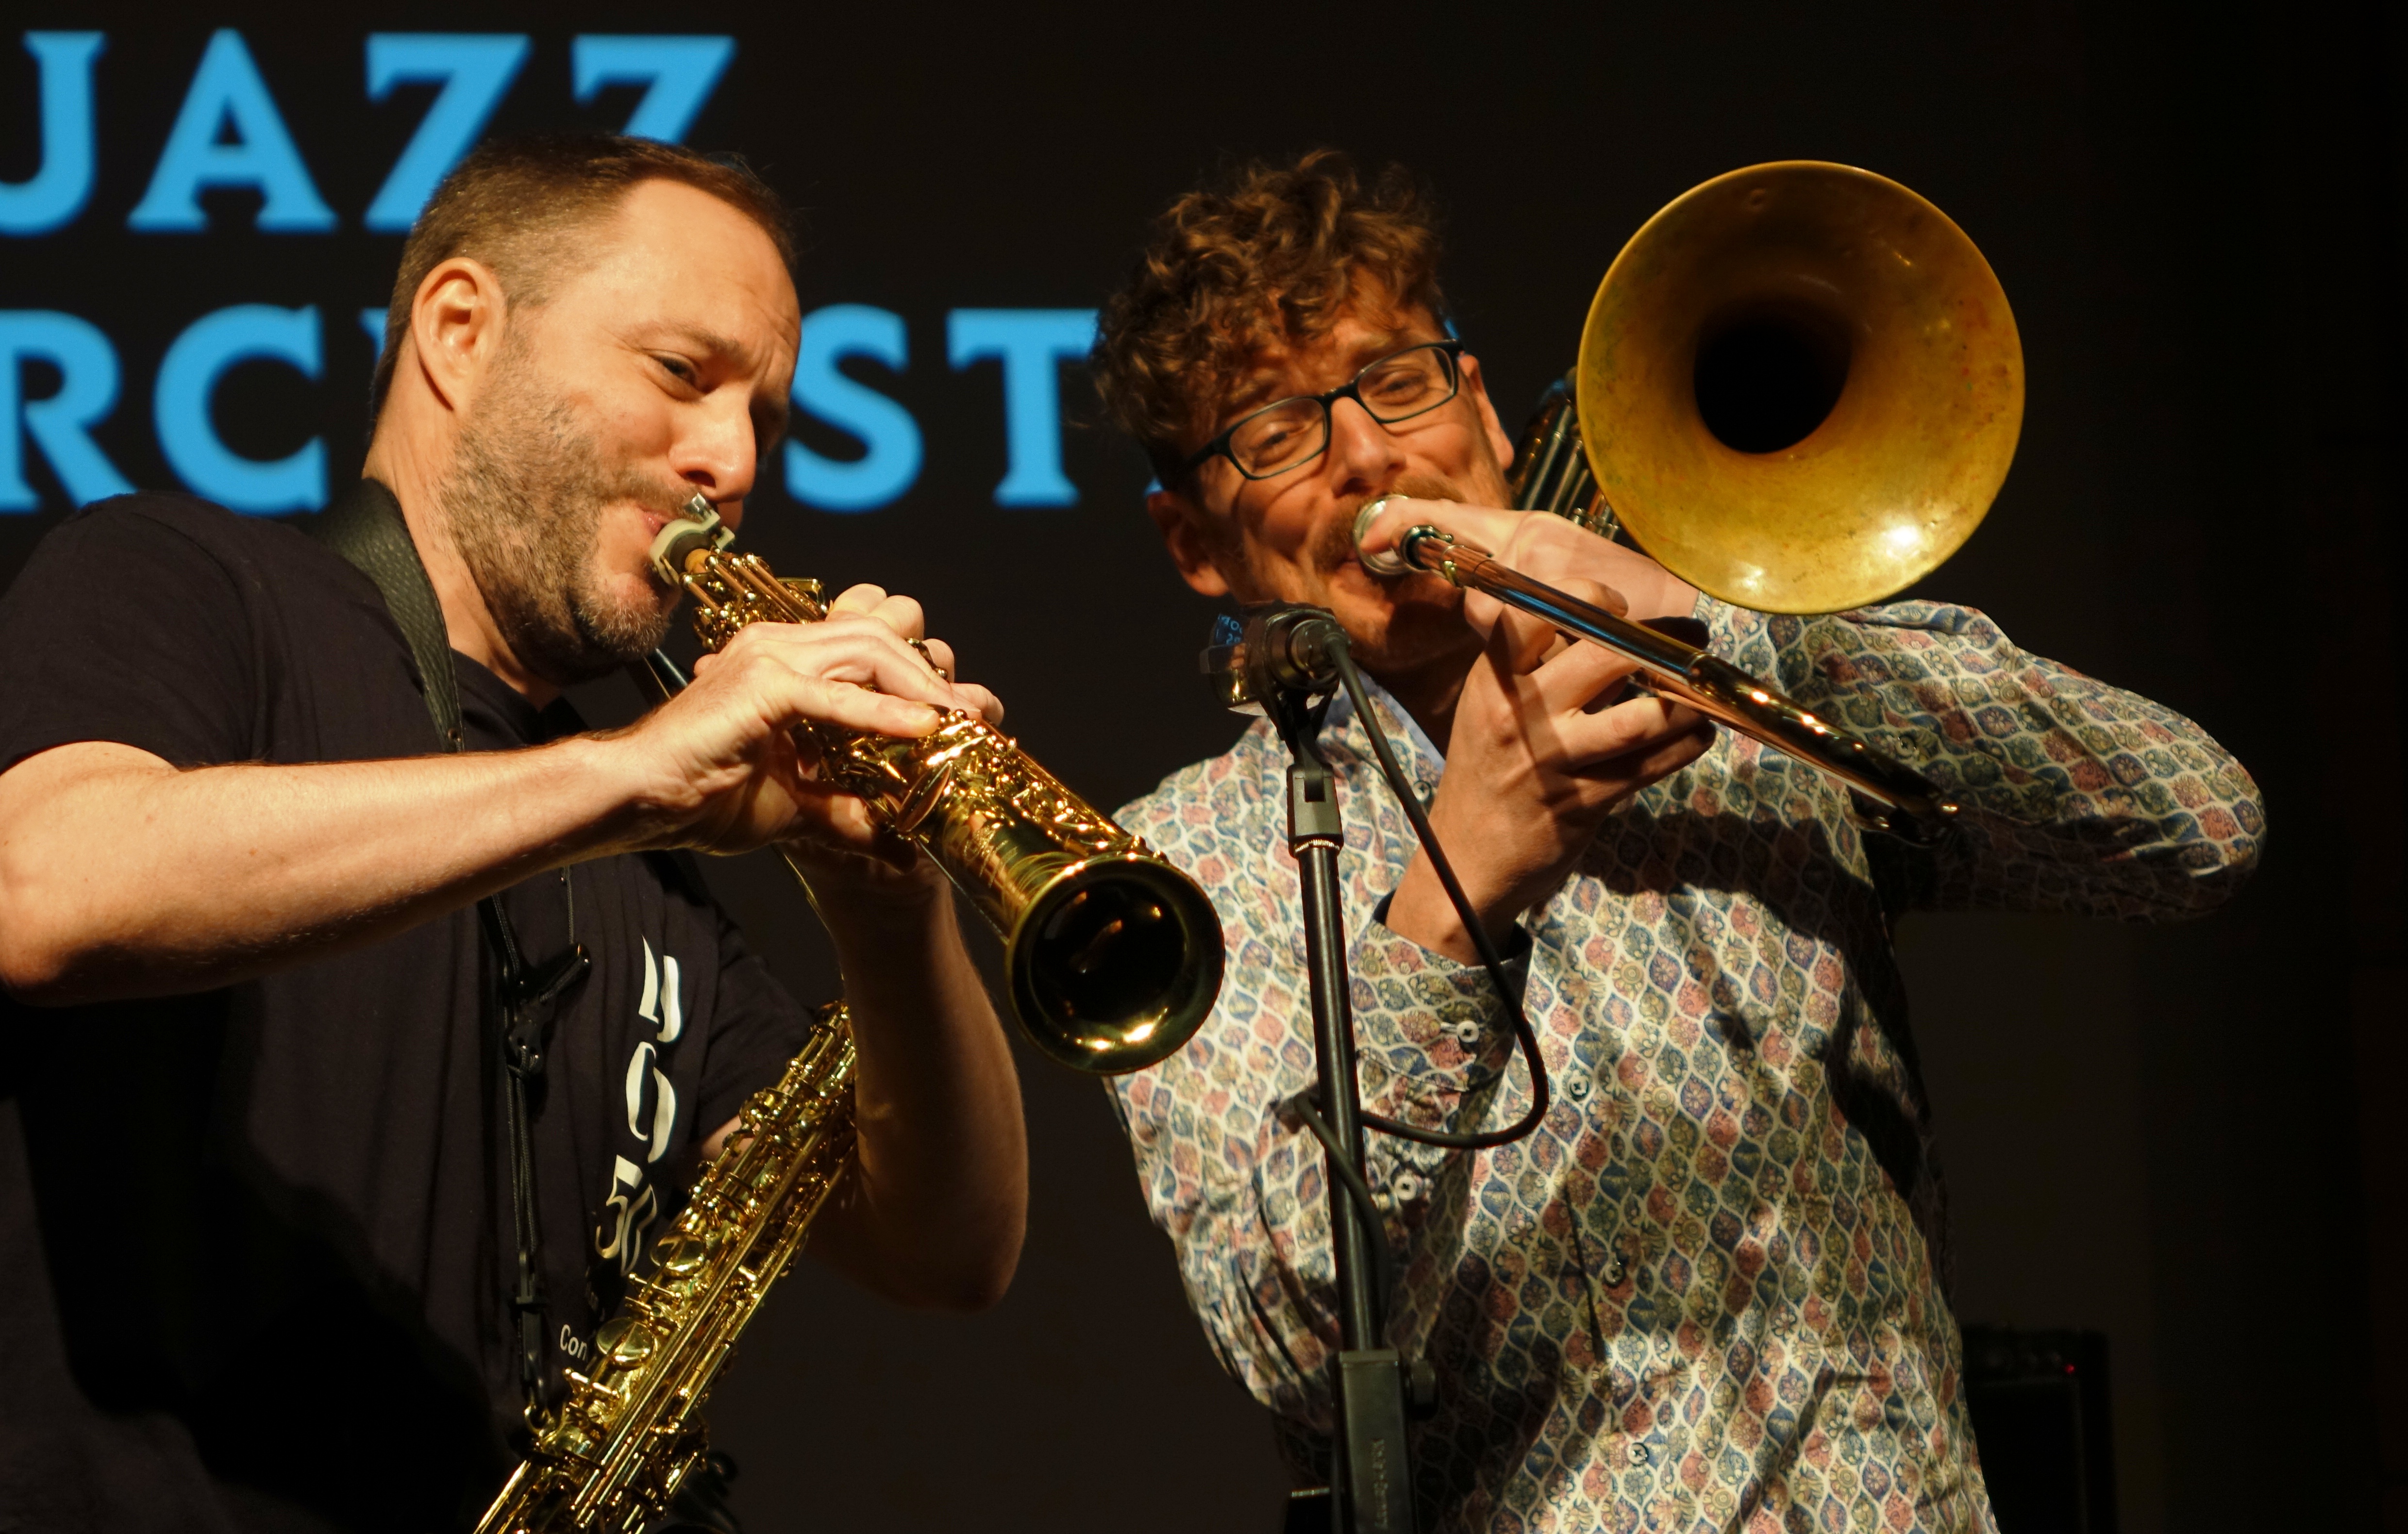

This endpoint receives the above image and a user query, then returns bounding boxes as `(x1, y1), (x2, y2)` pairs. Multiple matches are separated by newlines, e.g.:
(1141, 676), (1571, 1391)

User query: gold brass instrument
(479, 507), (1230, 1532)
(1505, 370), (1621, 542)
(1360, 161), (2024, 838)
(646, 496), (1224, 1074)
(478, 1005), (858, 1534)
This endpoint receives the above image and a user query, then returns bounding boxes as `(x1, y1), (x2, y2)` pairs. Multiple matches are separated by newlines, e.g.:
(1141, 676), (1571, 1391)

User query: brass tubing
(1383, 521), (1957, 838)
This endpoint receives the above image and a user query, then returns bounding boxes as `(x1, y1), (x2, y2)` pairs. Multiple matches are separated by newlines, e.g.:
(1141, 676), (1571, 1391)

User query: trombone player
(1090, 150), (2260, 1532)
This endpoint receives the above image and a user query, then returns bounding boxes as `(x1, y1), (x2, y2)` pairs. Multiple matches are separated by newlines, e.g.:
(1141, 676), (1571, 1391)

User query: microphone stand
(1245, 617), (1420, 1534)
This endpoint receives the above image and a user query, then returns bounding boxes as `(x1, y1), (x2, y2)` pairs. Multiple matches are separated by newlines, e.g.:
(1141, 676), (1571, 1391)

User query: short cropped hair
(371, 133), (794, 414)
(1091, 149), (1448, 482)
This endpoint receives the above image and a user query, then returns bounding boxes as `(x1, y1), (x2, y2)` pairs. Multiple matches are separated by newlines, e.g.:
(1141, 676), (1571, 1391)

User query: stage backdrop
(3, 4), (2400, 1531)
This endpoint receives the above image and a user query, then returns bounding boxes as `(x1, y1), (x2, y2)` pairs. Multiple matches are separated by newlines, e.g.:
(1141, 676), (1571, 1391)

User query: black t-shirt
(0, 495), (813, 1533)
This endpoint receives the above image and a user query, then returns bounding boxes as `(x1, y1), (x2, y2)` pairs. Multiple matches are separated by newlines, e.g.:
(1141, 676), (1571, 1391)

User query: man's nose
(671, 397), (760, 508)
(1324, 397), (1406, 487)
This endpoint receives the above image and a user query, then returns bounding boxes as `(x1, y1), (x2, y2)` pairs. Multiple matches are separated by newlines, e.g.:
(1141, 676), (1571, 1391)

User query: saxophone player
(1089, 150), (2261, 1533)
(0, 135), (1025, 1531)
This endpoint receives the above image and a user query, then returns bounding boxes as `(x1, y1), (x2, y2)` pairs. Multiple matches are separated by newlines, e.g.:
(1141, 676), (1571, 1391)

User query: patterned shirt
(1108, 595), (2260, 1534)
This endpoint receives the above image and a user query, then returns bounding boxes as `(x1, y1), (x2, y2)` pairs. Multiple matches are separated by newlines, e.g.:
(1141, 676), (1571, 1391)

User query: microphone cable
(1240, 606), (1558, 1363)
(1252, 607), (1553, 1202)
(1320, 632), (1553, 1153)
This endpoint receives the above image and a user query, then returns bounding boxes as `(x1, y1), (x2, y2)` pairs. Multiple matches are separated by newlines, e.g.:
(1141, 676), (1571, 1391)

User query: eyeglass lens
(1228, 345), (1458, 477)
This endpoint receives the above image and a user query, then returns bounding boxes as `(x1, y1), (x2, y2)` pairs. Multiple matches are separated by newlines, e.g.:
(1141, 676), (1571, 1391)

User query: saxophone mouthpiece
(648, 493), (735, 584)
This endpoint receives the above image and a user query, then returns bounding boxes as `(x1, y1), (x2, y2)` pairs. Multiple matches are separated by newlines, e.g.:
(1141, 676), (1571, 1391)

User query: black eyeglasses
(1177, 340), (1466, 483)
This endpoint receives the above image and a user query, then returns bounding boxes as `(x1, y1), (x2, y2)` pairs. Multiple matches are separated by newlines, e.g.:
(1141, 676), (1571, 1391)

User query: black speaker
(1959, 1326), (2117, 1533)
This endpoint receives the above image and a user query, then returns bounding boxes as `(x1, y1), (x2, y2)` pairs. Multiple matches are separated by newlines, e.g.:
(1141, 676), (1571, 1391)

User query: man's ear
(1146, 488), (1233, 599)
(405, 256), (511, 415)
(1455, 353), (1520, 480)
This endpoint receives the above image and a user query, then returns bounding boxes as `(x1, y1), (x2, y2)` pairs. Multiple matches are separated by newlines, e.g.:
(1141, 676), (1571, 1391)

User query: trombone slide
(1360, 512), (1958, 840)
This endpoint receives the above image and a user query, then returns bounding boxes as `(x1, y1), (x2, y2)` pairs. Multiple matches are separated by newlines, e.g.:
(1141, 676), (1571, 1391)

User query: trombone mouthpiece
(1354, 496), (1410, 577)
(1355, 496), (1458, 579)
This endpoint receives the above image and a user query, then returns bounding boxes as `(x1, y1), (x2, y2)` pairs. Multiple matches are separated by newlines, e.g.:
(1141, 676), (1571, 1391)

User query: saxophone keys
(593, 1317), (656, 1369)
(652, 1231), (711, 1280)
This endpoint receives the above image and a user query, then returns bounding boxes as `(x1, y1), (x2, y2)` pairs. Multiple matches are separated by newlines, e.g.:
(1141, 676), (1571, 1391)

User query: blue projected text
(0, 29), (1106, 516)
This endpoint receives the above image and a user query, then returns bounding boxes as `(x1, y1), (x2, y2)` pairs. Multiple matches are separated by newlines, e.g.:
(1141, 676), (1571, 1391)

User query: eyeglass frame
(1173, 339), (1468, 484)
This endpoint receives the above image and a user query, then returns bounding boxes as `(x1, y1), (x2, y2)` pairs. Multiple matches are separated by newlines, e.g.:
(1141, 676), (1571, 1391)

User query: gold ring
(906, 636), (951, 682)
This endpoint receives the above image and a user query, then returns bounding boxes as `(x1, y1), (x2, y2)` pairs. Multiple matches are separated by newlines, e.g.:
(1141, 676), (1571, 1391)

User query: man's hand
(1364, 499), (1715, 963)
(656, 582), (1025, 1314)
(1357, 495), (1700, 629)
(609, 582), (1003, 865)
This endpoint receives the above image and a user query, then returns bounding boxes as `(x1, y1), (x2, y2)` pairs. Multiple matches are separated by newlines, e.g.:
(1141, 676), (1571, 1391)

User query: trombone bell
(1579, 160), (2023, 614)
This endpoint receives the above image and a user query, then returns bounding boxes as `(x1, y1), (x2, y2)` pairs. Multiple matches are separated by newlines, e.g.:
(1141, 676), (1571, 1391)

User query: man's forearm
(0, 736), (653, 1003)
(801, 873), (1026, 1310)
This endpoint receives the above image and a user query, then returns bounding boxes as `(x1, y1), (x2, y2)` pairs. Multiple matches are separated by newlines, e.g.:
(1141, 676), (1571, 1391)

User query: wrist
(1385, 855), (1505, 966)
(801, 849), (953, 932)
(562, 730), (696, 855)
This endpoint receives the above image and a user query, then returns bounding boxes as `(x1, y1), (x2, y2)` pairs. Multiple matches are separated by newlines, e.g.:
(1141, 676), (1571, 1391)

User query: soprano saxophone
(644, 493), (1223, 1074)
(476, 1004), (857, 1534)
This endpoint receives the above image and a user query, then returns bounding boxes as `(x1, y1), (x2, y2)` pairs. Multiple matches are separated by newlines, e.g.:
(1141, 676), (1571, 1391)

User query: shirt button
(1452, 1021), (1483, 1046)
(1566, 1077), (1592, 1101)
(1626, 1443), (1650, 1465)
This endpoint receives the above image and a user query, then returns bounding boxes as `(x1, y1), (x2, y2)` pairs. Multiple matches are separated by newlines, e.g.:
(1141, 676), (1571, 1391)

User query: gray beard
(435, 349), (687, 688)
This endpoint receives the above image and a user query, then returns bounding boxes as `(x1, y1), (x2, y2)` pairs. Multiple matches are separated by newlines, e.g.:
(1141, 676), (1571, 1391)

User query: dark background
(3, 2), (2402, 1530)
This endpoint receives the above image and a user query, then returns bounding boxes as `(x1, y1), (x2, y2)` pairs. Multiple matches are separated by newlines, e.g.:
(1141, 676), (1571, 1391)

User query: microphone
(1200, 604), (1351, 712)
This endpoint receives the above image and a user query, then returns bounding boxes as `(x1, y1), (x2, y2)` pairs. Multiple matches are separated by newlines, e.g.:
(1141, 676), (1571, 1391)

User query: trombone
(1356, 161), (2025, 840)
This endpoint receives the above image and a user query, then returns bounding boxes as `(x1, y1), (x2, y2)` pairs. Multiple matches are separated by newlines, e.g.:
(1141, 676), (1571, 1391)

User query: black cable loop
(1328, 639), (1553, 1152)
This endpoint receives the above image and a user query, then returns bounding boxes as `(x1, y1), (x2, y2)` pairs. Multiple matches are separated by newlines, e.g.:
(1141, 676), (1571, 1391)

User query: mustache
(1322, 473), (1468, 573)
(623, 472), (707, 524)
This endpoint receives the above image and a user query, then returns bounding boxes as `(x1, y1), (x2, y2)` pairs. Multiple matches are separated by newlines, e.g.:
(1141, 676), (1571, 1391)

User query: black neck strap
(315, 477), (464, 750)
(308, 479), (580, 1419)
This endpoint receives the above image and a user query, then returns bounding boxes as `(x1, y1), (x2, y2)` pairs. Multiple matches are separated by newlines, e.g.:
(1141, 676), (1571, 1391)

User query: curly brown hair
(1090, 149), (1448, 482)
(370, 133), (794, 416)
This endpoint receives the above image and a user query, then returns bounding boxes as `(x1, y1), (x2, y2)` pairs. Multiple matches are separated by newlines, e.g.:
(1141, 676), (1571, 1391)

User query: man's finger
(1357, 495), (1524, 564)
(1552, 693), (1708, 769)
(1484, 600), (1563, 675)
(1509, 574), (1631, 678)
(947, 681), (1005, 725)
(1524, 637), (1644, 713)
(826, 583), (891, 617)
(748, 664), (942, 739)
(777, 781), (924, 869)
(732, 618), (958, 706)
(1459, 567), (1631, 660)
(1620, 718), (1716, 784)
(866, 593), (927, 642)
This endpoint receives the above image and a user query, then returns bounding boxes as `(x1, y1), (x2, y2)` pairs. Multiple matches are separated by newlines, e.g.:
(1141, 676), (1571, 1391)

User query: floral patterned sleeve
(1108, 732), (1532, 1430)
(1698, 595), (2264, 918)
